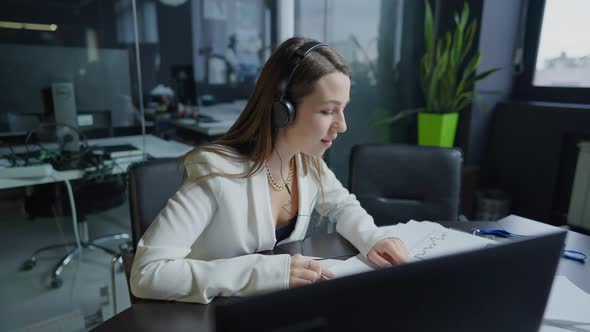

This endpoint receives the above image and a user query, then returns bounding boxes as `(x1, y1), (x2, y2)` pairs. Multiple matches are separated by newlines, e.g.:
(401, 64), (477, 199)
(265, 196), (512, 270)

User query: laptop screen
(214, 231), (566, 332)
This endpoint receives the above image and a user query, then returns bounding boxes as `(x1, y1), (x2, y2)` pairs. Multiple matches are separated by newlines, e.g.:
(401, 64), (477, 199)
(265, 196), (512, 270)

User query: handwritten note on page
(321, 220), (497, 279)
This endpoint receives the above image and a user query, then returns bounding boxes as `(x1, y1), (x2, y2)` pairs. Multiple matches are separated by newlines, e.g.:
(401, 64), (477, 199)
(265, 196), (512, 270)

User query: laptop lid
(214, 231), (566, 332)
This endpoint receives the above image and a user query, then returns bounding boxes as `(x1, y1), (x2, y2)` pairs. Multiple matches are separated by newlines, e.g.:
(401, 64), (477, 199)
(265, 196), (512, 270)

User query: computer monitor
(0, 44), (132, 135)
(214, 231), (566, 332)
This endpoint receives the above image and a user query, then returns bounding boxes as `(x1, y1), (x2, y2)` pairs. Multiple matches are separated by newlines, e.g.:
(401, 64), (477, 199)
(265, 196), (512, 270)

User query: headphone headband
(279, 41), (328, 98)
(272, 40), (328, 129)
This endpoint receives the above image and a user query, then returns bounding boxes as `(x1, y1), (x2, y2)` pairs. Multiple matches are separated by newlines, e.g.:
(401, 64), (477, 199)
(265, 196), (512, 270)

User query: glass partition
(295, 0), (404, 186)
(0, 1), (144, 329)
(0, 0), (410, 328)
(135, 0), (271, 145)
(0, 1), (273, 329)
(0, 1), (144, 143)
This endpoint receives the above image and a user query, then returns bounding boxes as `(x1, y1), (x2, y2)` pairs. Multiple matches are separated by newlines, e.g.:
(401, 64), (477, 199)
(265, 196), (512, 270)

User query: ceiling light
(0, 21), (58, 32)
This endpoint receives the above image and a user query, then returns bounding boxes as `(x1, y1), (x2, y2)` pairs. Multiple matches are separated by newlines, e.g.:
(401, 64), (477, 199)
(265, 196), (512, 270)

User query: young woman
(130, 37), (411, 304)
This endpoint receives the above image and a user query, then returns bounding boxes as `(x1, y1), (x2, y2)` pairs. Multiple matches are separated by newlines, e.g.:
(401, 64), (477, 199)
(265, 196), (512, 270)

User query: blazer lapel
(251, 165), (276, 251)
(288, 153), (311, 241)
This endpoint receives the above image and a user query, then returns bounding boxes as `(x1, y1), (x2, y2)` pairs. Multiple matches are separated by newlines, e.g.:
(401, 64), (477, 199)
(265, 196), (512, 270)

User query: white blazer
(130, 150), (390, 304)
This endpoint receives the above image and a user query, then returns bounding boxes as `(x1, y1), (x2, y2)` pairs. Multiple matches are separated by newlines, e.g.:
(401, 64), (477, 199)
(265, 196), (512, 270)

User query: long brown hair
(183, 36), (351, 210)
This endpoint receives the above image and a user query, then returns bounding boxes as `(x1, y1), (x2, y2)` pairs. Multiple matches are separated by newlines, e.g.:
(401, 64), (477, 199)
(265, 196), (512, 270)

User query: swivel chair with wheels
(19, 123), (132, 288)
(349, 144), (462, 226)
(21, 174), (130, 288)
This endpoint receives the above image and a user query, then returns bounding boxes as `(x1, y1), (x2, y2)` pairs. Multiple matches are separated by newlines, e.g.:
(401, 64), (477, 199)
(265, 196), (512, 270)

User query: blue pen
(563, 249), (586, 263)
(471, 228), (528, 239)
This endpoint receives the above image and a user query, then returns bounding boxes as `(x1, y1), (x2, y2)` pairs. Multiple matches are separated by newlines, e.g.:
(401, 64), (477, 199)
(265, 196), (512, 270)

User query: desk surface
(0, 135), (193, 189)
(162, 101), (243, 136)
(92, 221), (590, 332)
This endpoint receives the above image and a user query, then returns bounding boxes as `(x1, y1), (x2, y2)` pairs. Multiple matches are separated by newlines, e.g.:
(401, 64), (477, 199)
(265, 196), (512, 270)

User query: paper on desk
(497, 214), (561, 236)
(540, 326), (575, 332)
(320, 220), (497, 279)
(540, 276), (590, 332)
(380, 220), (498, 262)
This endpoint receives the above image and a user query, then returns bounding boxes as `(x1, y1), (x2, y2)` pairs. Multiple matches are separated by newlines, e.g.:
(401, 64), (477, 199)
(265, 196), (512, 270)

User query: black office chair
(127, 157), (185, 249)
(349, 144), (462, 226)
(111, 157), (184, 311)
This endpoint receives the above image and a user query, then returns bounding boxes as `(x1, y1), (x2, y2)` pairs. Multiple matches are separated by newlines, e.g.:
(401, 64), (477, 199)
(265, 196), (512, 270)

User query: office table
(157, 101), (243, 143)
(0, 134), (193, 190)
(0, 135), (193, 285)
(0, 134), (193, 234)
(92, 221), (590, 332)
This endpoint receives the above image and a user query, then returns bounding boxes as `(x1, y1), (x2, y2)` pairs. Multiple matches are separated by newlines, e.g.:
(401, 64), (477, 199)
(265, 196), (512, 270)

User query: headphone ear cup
(272, 98), (296, 128)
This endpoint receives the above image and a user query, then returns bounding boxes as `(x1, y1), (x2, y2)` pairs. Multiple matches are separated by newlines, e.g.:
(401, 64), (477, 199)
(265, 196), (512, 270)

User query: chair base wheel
(21, 258), (36, 271)
(50, 278), (63, 289)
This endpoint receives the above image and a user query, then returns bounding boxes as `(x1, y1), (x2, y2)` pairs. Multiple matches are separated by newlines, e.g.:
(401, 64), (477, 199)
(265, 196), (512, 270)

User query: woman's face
(283, 71), (350, 157)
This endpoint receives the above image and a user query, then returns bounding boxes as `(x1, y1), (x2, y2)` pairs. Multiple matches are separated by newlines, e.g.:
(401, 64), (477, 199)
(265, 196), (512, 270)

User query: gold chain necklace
(266, 158), (295, 191)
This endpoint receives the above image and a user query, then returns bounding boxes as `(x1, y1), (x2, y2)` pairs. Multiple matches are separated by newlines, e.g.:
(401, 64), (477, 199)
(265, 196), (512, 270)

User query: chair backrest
(349, 144), (462, 226)
(128, 157), (185, 248)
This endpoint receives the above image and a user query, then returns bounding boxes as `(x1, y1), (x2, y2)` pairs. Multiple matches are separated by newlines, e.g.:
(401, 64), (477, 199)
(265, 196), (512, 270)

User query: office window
(533, 0), (590, 87)
(513, 0), (590, 103)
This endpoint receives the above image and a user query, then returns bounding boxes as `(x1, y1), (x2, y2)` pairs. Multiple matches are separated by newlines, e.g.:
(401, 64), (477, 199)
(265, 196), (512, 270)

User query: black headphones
(271, 41), (328, 129)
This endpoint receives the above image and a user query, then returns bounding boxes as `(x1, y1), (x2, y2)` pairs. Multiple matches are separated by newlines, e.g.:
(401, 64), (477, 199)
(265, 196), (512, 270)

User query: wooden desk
(92, 221), (590, 332)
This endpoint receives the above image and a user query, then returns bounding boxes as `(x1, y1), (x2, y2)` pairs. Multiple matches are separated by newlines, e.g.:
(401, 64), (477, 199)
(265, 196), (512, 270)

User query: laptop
(214, 231), (566, 332)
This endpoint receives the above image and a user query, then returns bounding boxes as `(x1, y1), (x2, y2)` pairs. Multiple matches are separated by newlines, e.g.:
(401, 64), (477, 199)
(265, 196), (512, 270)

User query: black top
(275, 215), (298, 243)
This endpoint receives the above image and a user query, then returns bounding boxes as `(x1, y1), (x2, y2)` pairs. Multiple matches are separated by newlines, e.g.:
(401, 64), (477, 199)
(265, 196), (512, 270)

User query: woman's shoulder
(183, 145), (249, 176)
(300, 154), (328, 178)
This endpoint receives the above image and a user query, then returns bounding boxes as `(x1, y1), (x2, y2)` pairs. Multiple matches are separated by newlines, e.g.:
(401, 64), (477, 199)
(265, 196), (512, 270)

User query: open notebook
(321, 220), (497, 278)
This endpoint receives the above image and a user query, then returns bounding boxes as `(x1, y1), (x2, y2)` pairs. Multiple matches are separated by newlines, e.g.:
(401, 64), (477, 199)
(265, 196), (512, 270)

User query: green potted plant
(378, 1), (500, 147)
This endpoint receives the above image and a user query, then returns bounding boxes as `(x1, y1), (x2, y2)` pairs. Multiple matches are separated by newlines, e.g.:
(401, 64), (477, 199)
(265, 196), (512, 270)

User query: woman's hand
(367, 238), (411, 267)
(289, 254), (334, 288)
